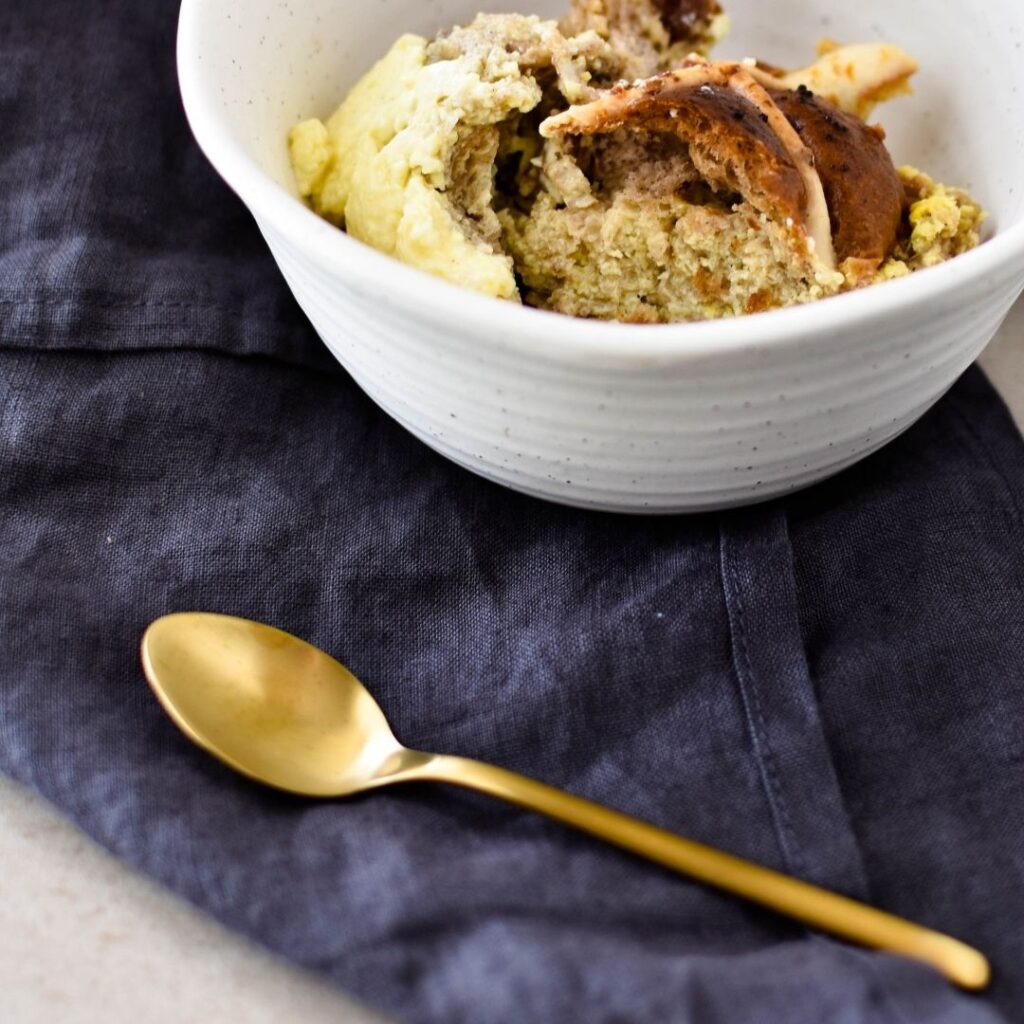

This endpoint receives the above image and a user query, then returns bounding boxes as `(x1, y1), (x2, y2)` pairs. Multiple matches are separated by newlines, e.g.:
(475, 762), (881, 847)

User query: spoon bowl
(142, 613), (405, 796)
(141, 612), (991, 990)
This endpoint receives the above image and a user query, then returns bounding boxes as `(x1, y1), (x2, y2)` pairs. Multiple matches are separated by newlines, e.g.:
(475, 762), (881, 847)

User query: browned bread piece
(559, 0), (726, 80)
(541, 62), (837, 272)
(651, 0), (723, 44)
(542, 60), (908, 277)
(768, 85), (904, 275)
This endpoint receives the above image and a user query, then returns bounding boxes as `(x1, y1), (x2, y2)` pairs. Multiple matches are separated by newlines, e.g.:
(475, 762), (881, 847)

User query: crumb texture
(288, 2), (985, 322)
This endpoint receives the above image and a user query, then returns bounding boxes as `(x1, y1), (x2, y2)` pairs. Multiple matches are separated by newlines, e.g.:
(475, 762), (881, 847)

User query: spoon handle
(408, 753), (989, 990)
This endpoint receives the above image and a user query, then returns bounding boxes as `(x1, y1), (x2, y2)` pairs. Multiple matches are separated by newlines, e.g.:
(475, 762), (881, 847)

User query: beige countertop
(2, 301), (1021, 1023)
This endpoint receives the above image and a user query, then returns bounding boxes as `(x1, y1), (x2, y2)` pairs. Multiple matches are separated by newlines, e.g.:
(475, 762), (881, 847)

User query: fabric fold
(3, 3), (1024, 1022)
(720, 509), (870, 900)
(0, 344), (1015, 1024)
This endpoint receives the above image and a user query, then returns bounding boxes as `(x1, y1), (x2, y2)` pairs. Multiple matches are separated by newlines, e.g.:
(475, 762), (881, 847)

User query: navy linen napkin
(3, 3), (1024, 1023)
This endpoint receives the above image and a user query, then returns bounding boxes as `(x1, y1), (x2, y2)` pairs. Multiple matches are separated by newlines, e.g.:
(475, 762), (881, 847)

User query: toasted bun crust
(542, 62), (837, 271)
(769, 86), (904, 273)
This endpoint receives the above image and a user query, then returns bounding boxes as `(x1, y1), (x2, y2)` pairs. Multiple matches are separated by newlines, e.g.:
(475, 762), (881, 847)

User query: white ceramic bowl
(178, 0), (1024, 513)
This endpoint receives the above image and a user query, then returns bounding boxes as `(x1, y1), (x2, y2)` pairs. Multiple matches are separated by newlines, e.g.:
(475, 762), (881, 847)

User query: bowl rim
(177, 0), (1024, 361)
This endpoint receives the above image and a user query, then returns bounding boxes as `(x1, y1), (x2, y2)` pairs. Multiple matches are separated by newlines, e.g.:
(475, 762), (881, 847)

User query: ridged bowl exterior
(263, 222), (1022, 511)
(179, 0), (1024, 513)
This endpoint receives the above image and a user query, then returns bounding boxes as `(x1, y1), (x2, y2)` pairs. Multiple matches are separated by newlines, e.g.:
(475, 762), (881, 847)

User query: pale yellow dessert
(289, 0), (984, 322)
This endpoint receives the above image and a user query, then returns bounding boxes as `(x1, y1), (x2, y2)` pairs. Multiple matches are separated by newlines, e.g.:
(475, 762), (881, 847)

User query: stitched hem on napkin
(0, 289), (340, 374)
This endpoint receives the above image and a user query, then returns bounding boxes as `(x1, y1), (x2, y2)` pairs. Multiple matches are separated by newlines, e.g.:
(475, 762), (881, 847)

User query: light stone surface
(980, 295), (1024, 423)
(0, 773), (389, 1023)
(0, 300), (1020, 1022)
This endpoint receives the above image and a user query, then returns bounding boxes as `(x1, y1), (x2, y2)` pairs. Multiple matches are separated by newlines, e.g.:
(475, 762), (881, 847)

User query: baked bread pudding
(289, 0), (984, 322)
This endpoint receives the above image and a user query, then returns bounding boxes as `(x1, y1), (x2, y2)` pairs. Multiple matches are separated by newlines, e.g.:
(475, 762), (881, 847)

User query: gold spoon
(141, 612), (989, 990)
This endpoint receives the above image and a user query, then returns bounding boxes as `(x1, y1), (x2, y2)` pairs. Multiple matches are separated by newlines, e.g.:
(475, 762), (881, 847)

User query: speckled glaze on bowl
(177, 0), (1024, 512)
